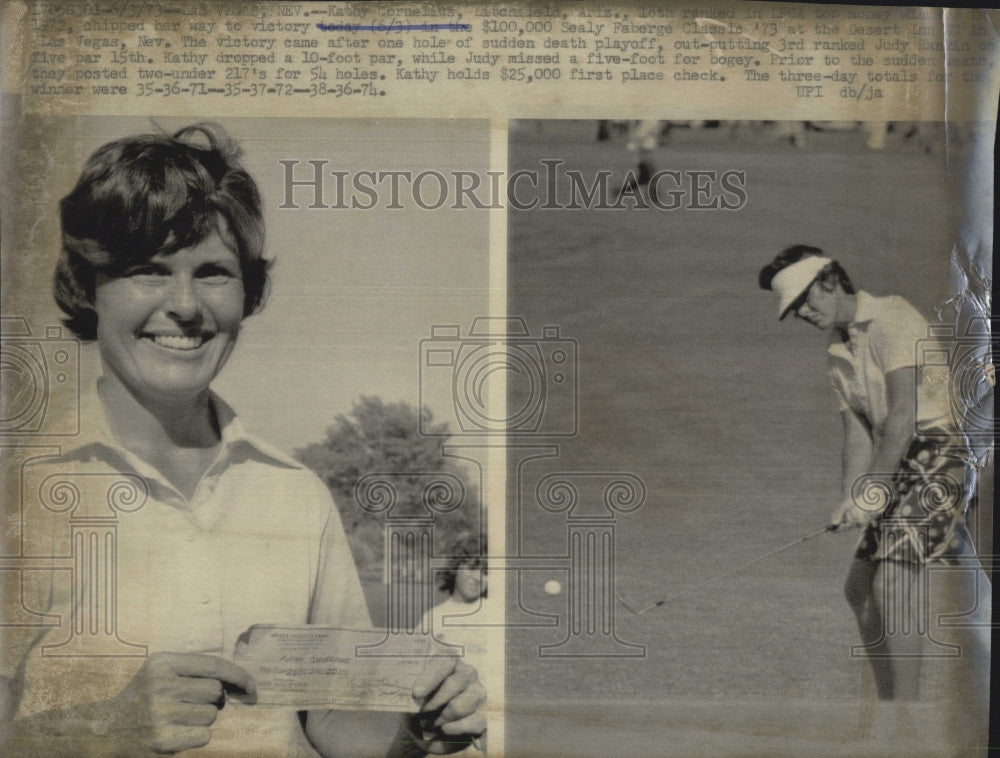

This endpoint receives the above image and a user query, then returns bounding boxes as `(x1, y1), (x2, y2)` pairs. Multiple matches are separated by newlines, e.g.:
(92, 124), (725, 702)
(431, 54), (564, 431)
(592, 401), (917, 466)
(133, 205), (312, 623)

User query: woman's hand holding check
(105, 652), (256, 755)
(409, 657), (487, 754)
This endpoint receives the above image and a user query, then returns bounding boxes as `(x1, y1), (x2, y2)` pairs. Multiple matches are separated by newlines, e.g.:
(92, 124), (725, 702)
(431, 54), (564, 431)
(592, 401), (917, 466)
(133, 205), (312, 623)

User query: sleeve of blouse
(876, 297), (931, 374)
(828, 363), (850, 413)
(306, 476), (374, 629)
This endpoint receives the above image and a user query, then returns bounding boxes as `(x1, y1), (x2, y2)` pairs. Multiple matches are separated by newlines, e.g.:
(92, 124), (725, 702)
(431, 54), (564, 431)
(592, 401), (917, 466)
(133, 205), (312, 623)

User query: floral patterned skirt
(854, 429), (973, 565)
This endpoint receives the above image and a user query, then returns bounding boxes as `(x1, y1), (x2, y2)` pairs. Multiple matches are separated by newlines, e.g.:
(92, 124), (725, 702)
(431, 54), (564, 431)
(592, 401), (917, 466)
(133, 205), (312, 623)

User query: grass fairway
(504, 121), (991, 756)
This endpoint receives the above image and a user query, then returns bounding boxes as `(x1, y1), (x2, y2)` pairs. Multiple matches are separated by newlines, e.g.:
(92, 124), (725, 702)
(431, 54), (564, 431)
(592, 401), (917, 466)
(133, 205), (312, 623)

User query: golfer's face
(455, 563), (486, 603)
(94, 230), (245, 405)
(793, 282), (837, 330)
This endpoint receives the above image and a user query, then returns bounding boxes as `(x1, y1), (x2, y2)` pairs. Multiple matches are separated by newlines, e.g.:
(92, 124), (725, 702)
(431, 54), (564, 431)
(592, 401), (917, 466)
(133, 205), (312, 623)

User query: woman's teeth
(151, 334), (204, 350)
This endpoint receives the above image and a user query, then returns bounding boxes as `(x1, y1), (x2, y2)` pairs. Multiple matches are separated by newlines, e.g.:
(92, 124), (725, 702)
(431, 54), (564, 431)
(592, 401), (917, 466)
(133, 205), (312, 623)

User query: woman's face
(454, 562), (487, 603)
(792, 280), (839, 330)
(94, 230), (245, 405)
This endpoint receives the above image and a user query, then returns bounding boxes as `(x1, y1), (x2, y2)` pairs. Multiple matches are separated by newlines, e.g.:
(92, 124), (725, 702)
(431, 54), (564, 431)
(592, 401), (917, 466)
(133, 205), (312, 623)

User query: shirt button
(198, 592), (212, 604)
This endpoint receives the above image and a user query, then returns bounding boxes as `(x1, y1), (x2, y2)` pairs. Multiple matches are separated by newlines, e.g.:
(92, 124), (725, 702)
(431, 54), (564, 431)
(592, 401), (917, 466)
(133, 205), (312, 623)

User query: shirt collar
(211, 393), (304, 470)
(827, 290), (874, 359)
(849, 290), (875, 329)
(65, 378), (303, 473)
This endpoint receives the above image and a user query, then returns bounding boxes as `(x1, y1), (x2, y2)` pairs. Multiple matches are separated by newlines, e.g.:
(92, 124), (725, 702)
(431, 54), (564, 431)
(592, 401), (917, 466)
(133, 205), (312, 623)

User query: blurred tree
(295, 396), (481, 577)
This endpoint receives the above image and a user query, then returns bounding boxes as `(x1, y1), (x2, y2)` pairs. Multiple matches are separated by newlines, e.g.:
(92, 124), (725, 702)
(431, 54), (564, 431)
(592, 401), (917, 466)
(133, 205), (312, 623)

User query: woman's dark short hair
(54, 122), (271, 340)
(437, 534), (487, 596)
(758, 244), (855, 297)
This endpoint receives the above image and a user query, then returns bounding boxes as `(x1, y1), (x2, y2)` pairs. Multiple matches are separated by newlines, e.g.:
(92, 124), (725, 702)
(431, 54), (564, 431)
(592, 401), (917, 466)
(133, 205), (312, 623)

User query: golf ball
(544, 580), (561, 595)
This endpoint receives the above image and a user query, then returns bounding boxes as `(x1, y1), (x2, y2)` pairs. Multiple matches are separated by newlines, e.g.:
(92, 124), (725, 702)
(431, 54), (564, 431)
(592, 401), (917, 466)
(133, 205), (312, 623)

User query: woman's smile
(94, 229), (245, 404)
(140, 329), (219, 354)
(144, 333), (209, 351)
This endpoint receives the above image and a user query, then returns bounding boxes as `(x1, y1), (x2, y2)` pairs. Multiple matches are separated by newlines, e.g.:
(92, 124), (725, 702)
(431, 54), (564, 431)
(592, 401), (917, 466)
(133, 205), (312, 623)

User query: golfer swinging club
(759, 245), (989, 746)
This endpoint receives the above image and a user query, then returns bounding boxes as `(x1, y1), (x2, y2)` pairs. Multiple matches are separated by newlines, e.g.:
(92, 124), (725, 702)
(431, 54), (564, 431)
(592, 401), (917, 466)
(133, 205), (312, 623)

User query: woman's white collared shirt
(3, 381), (371, 756)
(827, 291), (953, 438)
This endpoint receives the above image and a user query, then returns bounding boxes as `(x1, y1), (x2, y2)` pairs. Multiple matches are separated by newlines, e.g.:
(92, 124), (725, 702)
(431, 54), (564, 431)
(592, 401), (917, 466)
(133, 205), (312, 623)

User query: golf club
(618, 524), (836, 615)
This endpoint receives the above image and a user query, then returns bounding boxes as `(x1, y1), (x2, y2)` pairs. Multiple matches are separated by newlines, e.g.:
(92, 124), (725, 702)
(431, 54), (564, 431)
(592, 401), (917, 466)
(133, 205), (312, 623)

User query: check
(233, 625), (431, 712)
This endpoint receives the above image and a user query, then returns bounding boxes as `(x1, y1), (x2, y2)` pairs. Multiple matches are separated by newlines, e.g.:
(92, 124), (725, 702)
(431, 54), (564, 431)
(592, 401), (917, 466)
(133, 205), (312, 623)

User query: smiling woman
(0, 123), (486, 757)
(53, 125), (269, 500)
(93, 235), (245, 424)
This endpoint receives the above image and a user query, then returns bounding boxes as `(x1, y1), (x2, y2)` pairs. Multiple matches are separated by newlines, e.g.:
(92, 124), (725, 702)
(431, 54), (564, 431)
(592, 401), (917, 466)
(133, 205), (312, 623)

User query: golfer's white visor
(772, 256), (832, 319)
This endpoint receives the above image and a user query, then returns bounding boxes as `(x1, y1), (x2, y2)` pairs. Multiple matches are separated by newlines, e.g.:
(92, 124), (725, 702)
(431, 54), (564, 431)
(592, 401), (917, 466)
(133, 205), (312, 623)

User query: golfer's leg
(844, 557), (893, 699)
(925, 554), (991, 751)
(872, 560), (923, 700)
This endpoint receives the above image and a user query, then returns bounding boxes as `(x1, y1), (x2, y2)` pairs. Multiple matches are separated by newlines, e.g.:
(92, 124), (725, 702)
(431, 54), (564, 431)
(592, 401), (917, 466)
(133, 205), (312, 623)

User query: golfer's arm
(869, 367), (917, 475)
(304, 708), (418, 758)
(840, 409), (873, 498)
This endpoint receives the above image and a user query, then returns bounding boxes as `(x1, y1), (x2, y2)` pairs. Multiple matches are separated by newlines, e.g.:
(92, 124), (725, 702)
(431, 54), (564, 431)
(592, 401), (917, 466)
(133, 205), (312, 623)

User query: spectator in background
(418, 536), (489, 755)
